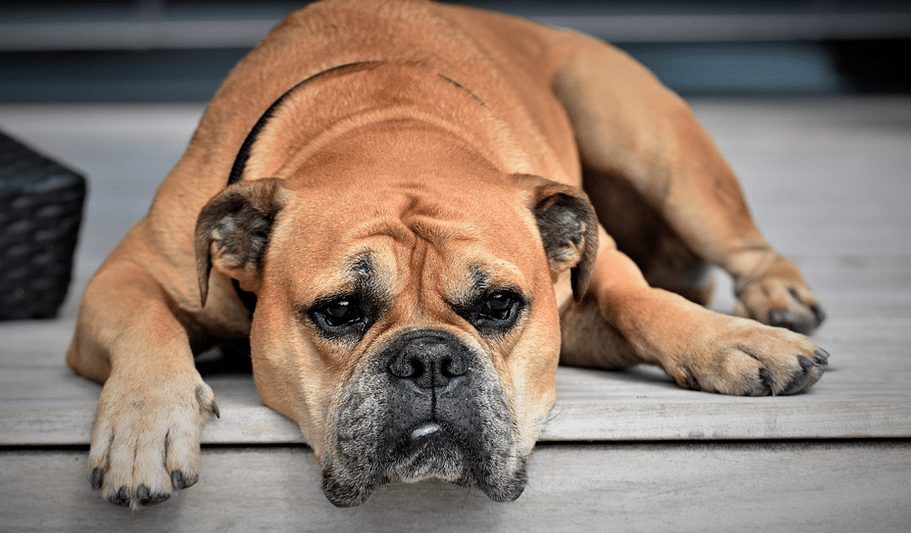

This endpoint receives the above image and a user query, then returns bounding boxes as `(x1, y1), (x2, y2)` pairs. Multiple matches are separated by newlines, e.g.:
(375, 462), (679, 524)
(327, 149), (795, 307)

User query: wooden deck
(1, 98), (910, 531)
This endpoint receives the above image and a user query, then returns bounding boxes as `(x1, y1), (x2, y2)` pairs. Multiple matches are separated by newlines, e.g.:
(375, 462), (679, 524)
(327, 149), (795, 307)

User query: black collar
(226, 61), (381, 316)
(227, 61), (381, 185)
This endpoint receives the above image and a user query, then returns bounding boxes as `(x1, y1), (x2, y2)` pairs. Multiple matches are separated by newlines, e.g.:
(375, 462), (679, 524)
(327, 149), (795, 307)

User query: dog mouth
(322, 418), (527, 508)
(386, 421), (470, 484)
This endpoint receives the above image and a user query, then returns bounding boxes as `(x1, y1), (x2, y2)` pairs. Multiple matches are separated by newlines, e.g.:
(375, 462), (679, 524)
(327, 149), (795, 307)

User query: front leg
(562, 228), (828, 395)
(552, 35), (824, 333)
(67, 260), (219, 508)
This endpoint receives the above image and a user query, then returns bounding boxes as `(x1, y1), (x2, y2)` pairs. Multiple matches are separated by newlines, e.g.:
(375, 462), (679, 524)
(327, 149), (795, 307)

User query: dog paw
(734, 256), (825, 334)
(88, 369), (219, 508)
(670, 317), (829, 396)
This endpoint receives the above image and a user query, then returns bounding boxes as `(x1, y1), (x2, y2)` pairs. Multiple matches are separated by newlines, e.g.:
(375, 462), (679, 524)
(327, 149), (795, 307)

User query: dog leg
(578, 168), (716, 307)
(561, 227), (827, 395)
(552, 36), (824, 334)
(67, 260), (218, 508)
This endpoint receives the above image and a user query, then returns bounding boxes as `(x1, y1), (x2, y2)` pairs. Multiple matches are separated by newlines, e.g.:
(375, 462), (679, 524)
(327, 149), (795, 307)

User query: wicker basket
(0, 131), (86, 319)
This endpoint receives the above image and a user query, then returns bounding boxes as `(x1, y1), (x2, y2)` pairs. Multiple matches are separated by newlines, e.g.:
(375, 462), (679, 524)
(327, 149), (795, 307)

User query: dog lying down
(67, 0), (828, 509)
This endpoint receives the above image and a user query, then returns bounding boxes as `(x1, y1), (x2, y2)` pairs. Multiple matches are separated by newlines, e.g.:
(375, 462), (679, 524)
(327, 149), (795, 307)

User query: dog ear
(516, 174), (599, 301)
(194, 178), (287, 307)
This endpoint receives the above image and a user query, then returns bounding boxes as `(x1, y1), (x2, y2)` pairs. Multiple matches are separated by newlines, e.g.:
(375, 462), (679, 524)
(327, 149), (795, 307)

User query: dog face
(194, 130), (597, 506)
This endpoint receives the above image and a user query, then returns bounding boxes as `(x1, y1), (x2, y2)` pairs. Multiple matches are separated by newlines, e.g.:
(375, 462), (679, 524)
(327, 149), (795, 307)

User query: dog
(67, 0), (829, 509)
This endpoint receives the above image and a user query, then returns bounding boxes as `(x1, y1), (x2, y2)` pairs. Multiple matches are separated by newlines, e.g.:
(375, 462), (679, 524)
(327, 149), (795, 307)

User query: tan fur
(68, 0), (826, 507)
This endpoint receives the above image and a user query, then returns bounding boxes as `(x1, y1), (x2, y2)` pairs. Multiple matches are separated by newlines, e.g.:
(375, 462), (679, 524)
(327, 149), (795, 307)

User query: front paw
(88, 369), (219, 508)
(734, 256), (825, 334)
(670, 317), (829, 396)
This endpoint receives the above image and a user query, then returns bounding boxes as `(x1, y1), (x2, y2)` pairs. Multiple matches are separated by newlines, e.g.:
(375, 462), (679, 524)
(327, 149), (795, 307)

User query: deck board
(2, 443), (909, 532)
(1, 305), (910, 445)
(1, 98), (910, 446)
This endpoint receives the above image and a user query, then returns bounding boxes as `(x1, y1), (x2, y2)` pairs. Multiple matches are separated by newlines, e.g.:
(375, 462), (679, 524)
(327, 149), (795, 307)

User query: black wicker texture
(0, 131), (86, 319)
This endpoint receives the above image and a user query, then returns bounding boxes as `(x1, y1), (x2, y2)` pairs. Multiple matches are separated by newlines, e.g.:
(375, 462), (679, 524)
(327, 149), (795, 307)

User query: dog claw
(195, 384), (220, 418)
(767, 307), (819, 335)
(91, 468), (103, 490)
(810, 303), (826, 327)
(171, 469), (198, 489)
(183, 473), (199, 488)
(768, 310), (787, 327)
(135, 484), (169, 506)
(137, 485), (151, 505)
(813, 348), (830, 365)
(109, 486), (131, 507)
(782, 358), (815, 394)
(758, 368), (774, 395)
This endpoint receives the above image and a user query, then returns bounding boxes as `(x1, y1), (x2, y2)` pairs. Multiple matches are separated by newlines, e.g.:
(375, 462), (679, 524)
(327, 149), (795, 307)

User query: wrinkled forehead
(270, 183), (543, 303)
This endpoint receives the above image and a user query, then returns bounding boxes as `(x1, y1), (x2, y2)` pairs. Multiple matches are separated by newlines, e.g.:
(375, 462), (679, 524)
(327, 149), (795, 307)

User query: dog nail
(91, 468), (103, 490)
(798, 356), (813, 370)
(813, 348), (830, 365)
(137, 485), (151, 505)
(183, 473), (199, 489)
(111, 486), (130, 506)
(171, 470), (184, 489)
(769, 310), (794, 329)
(758, 368), (775, 395)
(196, 384), (219, 418)
(810, 303), (826, 325)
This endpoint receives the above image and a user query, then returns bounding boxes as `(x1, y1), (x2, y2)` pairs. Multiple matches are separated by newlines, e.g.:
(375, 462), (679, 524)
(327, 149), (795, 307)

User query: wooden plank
(1, 443), (909, 532)
(1, 315), (909, 445)
(3, 256), (910, 445)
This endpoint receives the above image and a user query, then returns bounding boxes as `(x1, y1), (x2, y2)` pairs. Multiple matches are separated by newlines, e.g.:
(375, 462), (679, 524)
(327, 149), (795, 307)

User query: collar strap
(226, 60), (382, 186)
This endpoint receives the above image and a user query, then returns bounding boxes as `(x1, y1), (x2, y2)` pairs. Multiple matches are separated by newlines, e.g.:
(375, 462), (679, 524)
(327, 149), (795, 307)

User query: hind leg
(560, 291), (639, 370)
(583, 169), (716, 307)
(553, 35), (824, 334)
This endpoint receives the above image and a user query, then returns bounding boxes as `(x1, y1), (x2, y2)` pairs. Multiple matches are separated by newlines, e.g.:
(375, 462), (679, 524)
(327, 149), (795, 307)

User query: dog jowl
(322, 329), (526, 506)
(68, 0), (828, 509)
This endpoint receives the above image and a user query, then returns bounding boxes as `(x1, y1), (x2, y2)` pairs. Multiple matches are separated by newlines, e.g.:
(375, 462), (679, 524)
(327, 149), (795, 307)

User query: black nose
(388, 332), (468, 389)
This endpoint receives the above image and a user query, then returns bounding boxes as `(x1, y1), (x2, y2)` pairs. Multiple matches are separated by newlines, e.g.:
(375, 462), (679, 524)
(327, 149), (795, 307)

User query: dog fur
(67, 0), (828, 508)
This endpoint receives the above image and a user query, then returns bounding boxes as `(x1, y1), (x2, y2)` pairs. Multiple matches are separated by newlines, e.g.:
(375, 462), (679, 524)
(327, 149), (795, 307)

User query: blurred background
(1, 0), (911, 102)
(1, 0), (910, 317)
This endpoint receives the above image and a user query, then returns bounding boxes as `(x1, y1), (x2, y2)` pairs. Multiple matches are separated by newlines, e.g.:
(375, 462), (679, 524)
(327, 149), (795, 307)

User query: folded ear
(516, 174), (599, 301)
(194, 178), (287, 307)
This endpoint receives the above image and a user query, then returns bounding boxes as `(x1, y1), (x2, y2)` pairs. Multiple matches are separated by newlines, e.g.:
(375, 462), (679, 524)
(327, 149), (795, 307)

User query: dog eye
(322, 299), (361, 326)
(480, 292), (515, 320)
(309, 295), (371, 337)
(469, 290), (523, 332)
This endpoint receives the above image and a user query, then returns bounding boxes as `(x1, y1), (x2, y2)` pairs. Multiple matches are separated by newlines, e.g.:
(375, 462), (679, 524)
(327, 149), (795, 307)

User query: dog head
(194, 125), (597, 506)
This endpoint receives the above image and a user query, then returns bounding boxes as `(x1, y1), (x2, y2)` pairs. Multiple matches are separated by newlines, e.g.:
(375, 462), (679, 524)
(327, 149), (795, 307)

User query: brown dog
(67, 0), (828, 509)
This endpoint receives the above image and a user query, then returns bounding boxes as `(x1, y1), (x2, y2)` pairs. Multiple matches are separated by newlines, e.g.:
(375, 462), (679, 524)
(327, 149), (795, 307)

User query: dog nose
(388, 333), (467, 389)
